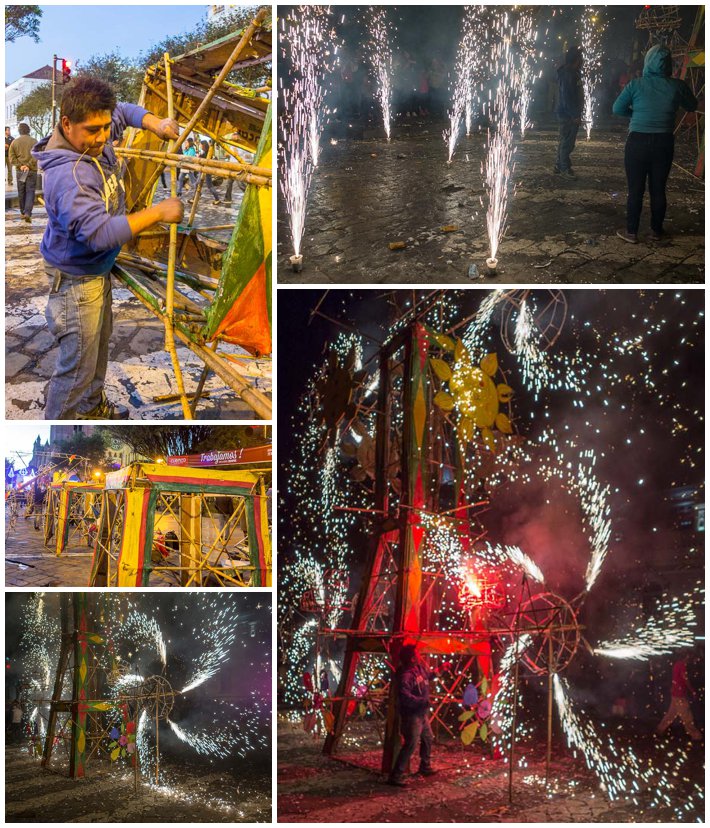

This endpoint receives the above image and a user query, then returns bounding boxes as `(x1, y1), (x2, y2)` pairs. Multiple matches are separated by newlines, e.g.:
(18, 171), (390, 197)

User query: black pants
(17, 171), (37, 216)
(624, 132), (674, 235)
(556, 117), (580, 171)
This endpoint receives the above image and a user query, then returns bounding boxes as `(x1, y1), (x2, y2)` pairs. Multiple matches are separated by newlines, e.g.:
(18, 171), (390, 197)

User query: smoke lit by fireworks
(363, 6), (395, 141)
(515, 10), (539, 138)
(580, 6), (606, 140)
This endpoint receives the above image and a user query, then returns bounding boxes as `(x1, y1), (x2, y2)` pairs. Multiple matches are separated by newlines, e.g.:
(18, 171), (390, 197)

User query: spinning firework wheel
(499, 289), (567, 355)
(512, 591), (580, 676)
(125, 675), (176, 719)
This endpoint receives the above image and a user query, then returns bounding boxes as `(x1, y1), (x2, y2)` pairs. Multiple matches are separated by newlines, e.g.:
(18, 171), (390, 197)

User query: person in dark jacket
(5, 126), (14, 185)
(555, 47), (584, 178)
(387, 644), (437, 786)
(32, 77), (184, 419)
(9, 123), (38, 222)
(612, 44), (698, 244)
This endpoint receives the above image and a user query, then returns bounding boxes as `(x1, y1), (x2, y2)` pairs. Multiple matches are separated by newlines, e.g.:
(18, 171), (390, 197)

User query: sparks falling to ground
(482, 11), (520, 264)
(580, 6), (605, 140)
(363, 6), (395, 141)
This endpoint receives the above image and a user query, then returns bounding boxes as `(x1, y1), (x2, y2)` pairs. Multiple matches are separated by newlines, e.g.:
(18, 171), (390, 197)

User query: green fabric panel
(203, 104), (272, 338)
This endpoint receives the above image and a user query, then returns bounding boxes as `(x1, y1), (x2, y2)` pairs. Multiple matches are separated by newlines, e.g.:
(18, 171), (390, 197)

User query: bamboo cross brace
(136, 7), (270, 203)
(117, 146), (271, 181)
(164, 52), (193, 420)
(178, 131), (218, 263)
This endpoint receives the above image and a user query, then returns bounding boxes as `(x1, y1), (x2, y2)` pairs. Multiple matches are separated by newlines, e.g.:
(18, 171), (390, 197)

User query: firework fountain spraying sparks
(363, 6), (395, 141)
(278, 7), (335, 266)
(482, 12), (521, 268)
(580, 6), (605, 140)
(445, 7), (488, 162)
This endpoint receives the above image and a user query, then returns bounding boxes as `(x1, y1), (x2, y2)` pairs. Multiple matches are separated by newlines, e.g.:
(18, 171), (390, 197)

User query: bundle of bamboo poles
(115, 147), (271, 188)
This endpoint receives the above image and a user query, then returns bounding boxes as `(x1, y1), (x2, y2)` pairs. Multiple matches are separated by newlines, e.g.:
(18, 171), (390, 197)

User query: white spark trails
(445, 7), (487, 161)
(595, 585), (701, 660)
(279, 7), (335, 256)
(363, 7), (395, 141)
(483, 12), (520, 261)
(515, 10), (539, 137)
(578, 452), (612, 591)
(580, 7), (605, 140)
(119, 611), (167, 667)
(490, 635), (533, 759)
(180, 596), (240, 693)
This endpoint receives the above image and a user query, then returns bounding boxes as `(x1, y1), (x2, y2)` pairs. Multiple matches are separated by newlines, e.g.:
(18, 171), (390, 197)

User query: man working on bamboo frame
(33, 77), (184, 419)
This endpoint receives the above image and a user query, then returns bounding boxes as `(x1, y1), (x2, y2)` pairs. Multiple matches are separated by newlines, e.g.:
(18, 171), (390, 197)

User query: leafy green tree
(16, 82), (54, 138)
(139, 5), (269, 86)
(101, 425), (269, 460)
(56, 432), (108, 469)
(75, 51), (143, 103)
(5, 5), (42, 43)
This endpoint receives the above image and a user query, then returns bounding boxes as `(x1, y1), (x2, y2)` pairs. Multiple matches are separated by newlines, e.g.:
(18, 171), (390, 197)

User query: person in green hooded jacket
(612, 44), (697, 244)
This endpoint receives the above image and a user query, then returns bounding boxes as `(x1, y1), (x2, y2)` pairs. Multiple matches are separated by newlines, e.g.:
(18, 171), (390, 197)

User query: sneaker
(23, 215), (31, 224)
(77, 391), (129, 420)
(560, 168), (576, 179)
(419, 767), (437, 777)
(616, 230), (638, 244)
(386, 777), (407, 787)
(553, 165), (561, 174)
(651, 230), (671, 243)
(213, 199), (222, 205)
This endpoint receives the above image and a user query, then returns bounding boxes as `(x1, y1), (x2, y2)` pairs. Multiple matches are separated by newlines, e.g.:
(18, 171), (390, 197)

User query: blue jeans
(44, 266), (113, 419)
(556, 117), (580, 171)
(390, 713), (433, 780)
(18, 170), (37, 216)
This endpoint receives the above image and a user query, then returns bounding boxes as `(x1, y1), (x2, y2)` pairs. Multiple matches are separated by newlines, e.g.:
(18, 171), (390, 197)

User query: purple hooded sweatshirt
(32, 102), (148, 276)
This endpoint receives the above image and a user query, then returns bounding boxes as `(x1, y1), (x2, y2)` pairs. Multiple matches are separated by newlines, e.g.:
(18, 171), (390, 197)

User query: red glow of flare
(464, 573), (482, 598)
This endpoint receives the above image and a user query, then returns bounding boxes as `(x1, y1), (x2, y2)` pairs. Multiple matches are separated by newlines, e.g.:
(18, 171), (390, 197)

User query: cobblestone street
(5, 747), (271, 822)
(5, 505), (92, 587)
(277, 118), (704, 284)
(277, 719), (703, 823)
(5, 187), (271, 420)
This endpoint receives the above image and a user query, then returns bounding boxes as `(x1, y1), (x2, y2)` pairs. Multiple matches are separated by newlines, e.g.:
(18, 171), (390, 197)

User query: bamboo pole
(545, 632), (554, 787)
(178, 138), (216, 263)
(117, 272), (272, 418)
(116, 146), (270, 183)
(189, 341), (219, 417)
(164, 53), (193, 420)
(134, 7), (270, 205)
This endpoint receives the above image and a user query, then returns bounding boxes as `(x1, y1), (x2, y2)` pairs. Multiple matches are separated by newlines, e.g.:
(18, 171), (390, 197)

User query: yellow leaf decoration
(495, 413), (513, 434)
(454, 338), (466, 363)
(497, 383), (513, 403)
(480, 722), (488, 742)
(110, 747), (120, 761)
(480, 353), (498, 377)
(458, 710), (475, 722)
(482, 427), (497, 453)
(461, 721), (479, 745)
(431, 358), (453, 382)
(458, 416), (474, 444)
(434, 391), (455, 411)
(430, 332), (455, 352)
